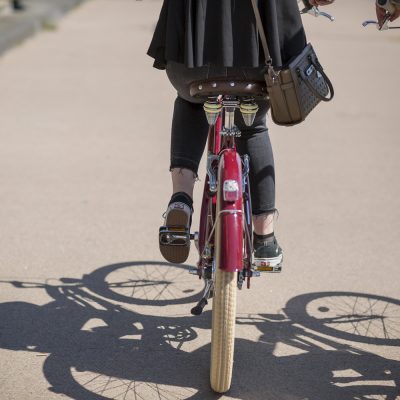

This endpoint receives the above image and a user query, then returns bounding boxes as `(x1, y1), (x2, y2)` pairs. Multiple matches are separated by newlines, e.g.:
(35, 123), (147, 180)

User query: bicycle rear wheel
(210, 267), (237, 393)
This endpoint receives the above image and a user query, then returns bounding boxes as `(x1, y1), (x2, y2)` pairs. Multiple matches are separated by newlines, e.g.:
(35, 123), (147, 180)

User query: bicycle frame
(193, 96), (258, 393)
(196, 98), (253, 282)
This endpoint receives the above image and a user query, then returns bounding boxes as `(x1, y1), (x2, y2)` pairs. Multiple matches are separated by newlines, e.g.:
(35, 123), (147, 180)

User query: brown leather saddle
(189, 78), (267, 99)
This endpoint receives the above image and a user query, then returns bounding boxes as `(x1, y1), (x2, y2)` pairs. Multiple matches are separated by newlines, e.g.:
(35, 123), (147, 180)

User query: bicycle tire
(210, 267), (237, 393)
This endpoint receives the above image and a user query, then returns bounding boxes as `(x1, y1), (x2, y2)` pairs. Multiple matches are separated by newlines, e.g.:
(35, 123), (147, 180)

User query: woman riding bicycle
(147, 0), (336, 267)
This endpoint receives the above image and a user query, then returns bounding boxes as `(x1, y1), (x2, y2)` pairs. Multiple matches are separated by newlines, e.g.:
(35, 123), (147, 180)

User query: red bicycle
(157, 3), (338, 393)
(160, 78), (279, 393)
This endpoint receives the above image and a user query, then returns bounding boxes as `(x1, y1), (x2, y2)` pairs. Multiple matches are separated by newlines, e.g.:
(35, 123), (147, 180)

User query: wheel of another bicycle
(285, 292), (400, 346)
(210, 268), (237, 393)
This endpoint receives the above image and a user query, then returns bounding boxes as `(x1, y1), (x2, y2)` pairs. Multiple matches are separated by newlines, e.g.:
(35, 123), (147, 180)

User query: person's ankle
(168, 191), (193, 210)
(253, 231), (275, 244)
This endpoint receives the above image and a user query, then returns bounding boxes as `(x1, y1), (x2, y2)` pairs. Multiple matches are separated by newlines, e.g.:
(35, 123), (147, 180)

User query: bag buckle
(305, 64), (315, 77)
(267, 65), (279, 83)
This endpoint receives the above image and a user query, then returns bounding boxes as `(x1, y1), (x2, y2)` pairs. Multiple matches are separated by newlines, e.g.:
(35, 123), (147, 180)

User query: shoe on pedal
(253, 233), (283, 272)
(159, 192), (193, 264)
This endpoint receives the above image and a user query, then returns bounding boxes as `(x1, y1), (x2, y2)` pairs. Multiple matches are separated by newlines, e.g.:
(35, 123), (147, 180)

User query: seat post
(221, 97), (241, 138)
(223, 98), (239, 131)
(224, 108), (235, 131)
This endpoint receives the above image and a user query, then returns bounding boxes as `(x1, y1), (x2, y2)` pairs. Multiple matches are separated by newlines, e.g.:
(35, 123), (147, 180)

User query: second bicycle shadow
(0, 260), (399, 400)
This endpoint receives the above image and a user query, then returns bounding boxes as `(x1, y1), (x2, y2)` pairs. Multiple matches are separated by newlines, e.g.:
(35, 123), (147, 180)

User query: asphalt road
(0, 0), (399, 399)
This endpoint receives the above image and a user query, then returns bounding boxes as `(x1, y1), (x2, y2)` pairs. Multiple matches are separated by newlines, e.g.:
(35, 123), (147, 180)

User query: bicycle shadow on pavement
(0, 260), (399, 400)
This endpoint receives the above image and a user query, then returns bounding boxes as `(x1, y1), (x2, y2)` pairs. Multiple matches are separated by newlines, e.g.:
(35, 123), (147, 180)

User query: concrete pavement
(0, 0), (399, 399)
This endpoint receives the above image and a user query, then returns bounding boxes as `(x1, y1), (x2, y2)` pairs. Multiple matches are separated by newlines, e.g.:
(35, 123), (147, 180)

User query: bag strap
(250, 0), (273, 66)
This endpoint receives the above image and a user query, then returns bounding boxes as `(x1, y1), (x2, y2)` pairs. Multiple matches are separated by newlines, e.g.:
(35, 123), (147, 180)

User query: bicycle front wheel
(210, 267), (237, 393)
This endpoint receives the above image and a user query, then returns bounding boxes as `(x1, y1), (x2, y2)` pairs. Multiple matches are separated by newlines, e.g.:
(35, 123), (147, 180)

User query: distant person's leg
(12, 0), (25, 11)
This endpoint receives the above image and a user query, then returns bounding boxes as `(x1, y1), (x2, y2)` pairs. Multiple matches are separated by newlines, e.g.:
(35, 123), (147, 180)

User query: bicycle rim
(210, 267), (237, 393)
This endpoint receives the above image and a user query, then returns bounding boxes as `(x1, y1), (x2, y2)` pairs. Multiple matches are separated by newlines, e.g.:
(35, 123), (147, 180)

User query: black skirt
(147, 0), (307, 70)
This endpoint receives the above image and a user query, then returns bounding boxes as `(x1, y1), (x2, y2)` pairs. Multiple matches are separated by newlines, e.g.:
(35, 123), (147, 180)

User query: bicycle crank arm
(191, 298), (208, 316)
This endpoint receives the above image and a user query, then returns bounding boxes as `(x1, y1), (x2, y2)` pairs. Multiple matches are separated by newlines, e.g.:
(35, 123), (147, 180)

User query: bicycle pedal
(159, 226), (190, 246)
(254, 261), (282, 273)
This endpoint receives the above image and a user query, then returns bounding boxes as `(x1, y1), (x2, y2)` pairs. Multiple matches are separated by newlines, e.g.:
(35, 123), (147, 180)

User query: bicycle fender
(216, 149), (243, 272)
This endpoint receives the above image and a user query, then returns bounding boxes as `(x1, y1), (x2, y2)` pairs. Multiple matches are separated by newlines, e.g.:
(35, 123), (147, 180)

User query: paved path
(0, 0), (86, 56)
(0, 1), (399, 399)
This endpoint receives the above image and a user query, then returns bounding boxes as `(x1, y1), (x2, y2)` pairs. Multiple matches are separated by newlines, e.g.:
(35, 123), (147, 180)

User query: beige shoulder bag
(250, 0), (334, 126)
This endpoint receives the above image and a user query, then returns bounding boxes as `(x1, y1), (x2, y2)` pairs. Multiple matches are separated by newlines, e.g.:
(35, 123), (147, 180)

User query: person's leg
(235, 100), (283, 268)
(12, 0), (25, 11)
(166, 62), (213, 207)
(159, 97), (208, 263)
(160, 63), (211, 263)
(170, 168), (196, 199)
(169, 96), (209, 201)
(235, 100), (276, 233)
(253, 213), (275, 235)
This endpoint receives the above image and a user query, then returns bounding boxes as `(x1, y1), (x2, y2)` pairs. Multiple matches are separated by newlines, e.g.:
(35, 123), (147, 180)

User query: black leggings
(166, 62), (275, 215)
